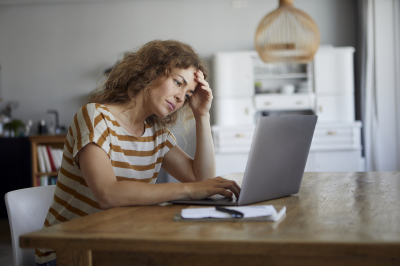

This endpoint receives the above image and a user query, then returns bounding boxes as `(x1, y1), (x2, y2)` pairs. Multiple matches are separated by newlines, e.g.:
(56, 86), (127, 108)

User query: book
(36, 176), (41, 186)
(46, 146), (56, 172)
(40, 146), (52, 173)
(57, 149), (64, 166)
(50, 177), (57, 185)
(50, 148), (61, 170)
(37, 145), (46, 173)
(40, 175), (49, 186)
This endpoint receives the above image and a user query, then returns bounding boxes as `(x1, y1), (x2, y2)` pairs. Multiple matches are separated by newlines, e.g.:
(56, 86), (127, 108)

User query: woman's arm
(162, 69), (216, 182)
(161, 113), (215, 183)
(193, 113), (216, 180)
(79, 143), (239, 209)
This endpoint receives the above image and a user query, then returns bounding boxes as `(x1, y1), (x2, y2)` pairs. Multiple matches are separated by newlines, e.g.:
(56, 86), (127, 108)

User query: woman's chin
(155, 112), (171, 119)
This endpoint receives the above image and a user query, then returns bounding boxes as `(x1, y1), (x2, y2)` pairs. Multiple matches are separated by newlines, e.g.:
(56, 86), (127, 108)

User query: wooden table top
(21, 172), (400, 256)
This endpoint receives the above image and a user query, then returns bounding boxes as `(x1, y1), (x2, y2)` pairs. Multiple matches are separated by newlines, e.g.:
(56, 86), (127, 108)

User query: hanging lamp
(255, 0), (320, 63)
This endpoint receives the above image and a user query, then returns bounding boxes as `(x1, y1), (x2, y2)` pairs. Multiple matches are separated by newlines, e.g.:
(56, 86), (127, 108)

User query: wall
(0, 0), (356, 171)
(0, 0), (356, 128)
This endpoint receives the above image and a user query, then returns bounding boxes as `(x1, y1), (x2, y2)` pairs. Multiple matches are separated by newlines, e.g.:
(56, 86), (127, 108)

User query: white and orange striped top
(35, 103), (177, 264)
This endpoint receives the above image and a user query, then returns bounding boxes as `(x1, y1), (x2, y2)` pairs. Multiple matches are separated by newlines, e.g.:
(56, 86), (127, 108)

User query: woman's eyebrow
(178, 75), (187, 85)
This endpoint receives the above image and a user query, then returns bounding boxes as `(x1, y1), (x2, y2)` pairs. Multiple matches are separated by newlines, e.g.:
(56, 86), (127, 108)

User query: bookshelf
(29, 135), (66, 187)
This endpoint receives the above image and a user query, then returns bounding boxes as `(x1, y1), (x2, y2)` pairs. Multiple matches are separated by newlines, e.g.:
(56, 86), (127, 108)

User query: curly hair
(89, 40), (209, 127)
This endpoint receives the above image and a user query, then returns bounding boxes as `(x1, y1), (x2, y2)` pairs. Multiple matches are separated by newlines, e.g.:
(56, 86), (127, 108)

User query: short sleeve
(164, 127), (177, 154)
(71, 104), (111, 164)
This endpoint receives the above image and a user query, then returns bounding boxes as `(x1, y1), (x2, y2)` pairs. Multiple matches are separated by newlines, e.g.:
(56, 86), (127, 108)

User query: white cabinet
(305, 150), (363, 172)
(212, 51), (314, 126)
(315, 95), (355, 123)
(213, 98), (256, 126)
(254, 93), (315, 111)
(314, 47), (355, 123)
(212, 125), (254, 153)
(314, 47), (355, 95)
(212, 52), (255, 126)
(215, 153), (249, 177)
(311, 122), (362, 150)
(212, 122), (364, 175)
(212, 52), (254, 98)
(211, 47), (364, 174)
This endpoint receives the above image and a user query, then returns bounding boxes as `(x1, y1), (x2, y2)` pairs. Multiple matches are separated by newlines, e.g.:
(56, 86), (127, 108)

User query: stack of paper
(177, 205), (286, 222)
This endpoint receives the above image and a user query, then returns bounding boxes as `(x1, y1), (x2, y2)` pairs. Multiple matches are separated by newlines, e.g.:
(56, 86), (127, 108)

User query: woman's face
(147, 67), (198, 118)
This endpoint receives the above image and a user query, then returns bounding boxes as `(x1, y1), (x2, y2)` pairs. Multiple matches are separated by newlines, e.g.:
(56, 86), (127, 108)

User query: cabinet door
(314, 48), (355, 95)
(213, 98), (256, 126)
(215, 153), (249, 176)
(213, 52), (254, 98)
(316, 95), (355, 123)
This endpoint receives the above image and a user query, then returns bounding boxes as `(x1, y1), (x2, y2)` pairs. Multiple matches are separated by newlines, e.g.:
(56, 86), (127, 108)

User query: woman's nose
(175, 92), (185, 102)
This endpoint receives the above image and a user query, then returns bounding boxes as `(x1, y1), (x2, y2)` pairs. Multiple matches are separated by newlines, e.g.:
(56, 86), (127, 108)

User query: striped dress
(35, 103), (177, 264)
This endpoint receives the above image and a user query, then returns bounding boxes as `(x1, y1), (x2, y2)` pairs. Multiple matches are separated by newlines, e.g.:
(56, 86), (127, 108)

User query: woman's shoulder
(82, 102), (106, 112)
(77, 103), (109, 117)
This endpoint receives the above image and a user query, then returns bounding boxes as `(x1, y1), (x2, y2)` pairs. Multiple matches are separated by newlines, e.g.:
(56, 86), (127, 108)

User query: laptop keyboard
(209, 194), (237, 201)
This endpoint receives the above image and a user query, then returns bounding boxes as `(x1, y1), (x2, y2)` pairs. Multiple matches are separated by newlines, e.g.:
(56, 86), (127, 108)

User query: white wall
(0, 0), (356, 171)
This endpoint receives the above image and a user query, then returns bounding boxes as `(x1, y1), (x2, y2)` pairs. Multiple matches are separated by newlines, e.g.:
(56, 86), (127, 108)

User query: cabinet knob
(245, 108), (249, 114)
(235, 133), (245, 138)
(319, 106), (323, 112)
(296, 101), (303, 105)
(264, 102), (272, 105)
(327, 131), (337, 135)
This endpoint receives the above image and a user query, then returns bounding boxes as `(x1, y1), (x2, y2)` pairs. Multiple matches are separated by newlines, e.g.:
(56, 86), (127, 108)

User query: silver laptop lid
(237, 115), (317, 206)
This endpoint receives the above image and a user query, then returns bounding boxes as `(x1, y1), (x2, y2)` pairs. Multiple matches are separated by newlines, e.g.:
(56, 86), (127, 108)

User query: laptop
(170, 115), (318, 206)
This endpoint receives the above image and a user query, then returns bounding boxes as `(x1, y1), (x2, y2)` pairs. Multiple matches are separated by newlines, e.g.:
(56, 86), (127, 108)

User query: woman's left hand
(189, 70), (213, 118)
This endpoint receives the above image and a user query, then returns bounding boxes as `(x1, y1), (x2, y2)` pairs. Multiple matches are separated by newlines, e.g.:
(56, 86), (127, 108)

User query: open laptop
(170, 115), (318, 206)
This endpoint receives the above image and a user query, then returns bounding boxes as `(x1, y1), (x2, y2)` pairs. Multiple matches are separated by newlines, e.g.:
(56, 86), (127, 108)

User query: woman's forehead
(172, 68), (198, 88)
(171, 67), (197, 77)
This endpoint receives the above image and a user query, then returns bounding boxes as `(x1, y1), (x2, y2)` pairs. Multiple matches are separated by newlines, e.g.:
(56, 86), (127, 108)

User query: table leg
(56, 249), (92, 266)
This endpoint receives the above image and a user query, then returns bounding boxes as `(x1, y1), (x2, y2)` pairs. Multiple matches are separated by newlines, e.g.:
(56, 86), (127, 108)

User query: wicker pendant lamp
(255, 0), (320, 63)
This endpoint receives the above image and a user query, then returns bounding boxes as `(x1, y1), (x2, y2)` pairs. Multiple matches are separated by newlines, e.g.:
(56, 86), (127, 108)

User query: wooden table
(20, 172), (400, 266)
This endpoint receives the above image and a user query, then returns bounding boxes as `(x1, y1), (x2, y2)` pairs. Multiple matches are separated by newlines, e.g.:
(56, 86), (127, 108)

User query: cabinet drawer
(254, 94), (314, 111)
(306, 150), (363, 172)
(316, 95), (355, 123)
(311, 122), (362, 150)
(212, 126), (255, 153)
(218, 131), (254, 146)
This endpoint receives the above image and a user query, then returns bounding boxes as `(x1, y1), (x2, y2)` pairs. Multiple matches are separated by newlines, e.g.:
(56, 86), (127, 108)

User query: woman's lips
(167, 101), (175, 111)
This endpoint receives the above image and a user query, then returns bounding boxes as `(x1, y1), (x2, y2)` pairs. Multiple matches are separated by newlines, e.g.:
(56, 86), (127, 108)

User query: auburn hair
(89, 40), (209, 127)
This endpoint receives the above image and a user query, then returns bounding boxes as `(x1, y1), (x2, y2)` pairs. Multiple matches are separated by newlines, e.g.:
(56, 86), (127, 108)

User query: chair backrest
(5, 185), (56, 266)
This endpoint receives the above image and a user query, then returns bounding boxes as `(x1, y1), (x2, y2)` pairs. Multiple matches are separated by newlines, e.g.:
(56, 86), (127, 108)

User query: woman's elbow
(95, 190), (115, 210)
(98, 200), (113, 210)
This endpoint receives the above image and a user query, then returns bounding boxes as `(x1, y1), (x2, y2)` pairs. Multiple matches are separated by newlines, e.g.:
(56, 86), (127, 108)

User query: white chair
(5, 185), (56, 266)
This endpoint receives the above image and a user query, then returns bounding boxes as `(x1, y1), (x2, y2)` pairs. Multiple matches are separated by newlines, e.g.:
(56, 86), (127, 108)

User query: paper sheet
(181, 205), (277, 219)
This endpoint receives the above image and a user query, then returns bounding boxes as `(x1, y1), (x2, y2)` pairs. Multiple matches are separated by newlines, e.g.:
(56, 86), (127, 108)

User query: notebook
(170, 115), (318, 206)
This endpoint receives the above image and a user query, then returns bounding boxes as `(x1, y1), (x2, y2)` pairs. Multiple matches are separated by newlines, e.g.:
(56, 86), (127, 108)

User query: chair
(5, 185), (56, 266)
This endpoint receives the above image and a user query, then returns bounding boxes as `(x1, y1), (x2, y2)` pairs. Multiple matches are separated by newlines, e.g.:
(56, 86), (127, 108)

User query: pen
(215, 206), (244, 218)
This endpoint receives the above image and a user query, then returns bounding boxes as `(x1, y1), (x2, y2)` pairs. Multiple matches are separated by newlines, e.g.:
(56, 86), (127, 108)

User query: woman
(35, 40), (240, 265)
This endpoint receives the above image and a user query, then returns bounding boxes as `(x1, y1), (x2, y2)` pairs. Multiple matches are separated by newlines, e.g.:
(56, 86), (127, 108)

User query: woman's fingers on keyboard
(215, 177), (240, 198)
(188, 177), (241, 200)
(214, 188), (233, 199)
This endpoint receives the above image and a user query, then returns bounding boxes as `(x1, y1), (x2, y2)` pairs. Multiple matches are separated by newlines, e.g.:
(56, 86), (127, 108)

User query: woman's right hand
(185, 177), (241, 200)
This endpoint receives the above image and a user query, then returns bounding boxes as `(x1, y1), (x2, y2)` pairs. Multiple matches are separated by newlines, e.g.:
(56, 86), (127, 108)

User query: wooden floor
(0, 219), (14, 265)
